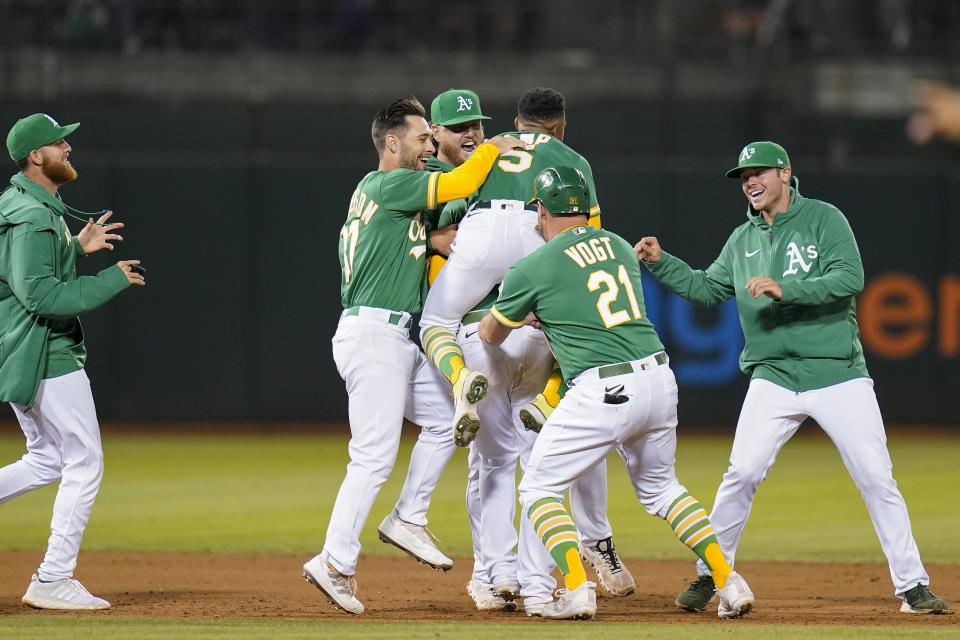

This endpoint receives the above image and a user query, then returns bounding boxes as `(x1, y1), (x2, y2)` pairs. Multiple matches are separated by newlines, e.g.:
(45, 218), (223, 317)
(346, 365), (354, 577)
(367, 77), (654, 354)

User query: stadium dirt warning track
(0, 551), (956, 626)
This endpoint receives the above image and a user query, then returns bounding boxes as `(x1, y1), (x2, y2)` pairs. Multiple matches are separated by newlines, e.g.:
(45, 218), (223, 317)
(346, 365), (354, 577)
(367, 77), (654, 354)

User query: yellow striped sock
(666, 492), (731, 588)
(420, 325), (465, 384)
(529, 497), (580, 577)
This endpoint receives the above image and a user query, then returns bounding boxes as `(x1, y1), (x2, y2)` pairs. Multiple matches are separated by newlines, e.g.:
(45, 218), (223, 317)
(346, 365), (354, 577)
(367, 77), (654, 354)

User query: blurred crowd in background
(3, 0), (958, 59)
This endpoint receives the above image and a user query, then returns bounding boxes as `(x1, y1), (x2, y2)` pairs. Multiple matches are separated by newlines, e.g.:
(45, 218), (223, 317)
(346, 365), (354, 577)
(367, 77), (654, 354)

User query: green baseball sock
(528, 497), (587, 590)
(420, 325), (466, 385)
(665, 492), (732, 589)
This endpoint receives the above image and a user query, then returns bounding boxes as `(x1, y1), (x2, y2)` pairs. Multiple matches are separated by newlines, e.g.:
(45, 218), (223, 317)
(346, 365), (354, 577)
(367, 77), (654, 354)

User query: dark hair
(371, 97), (426, 153)
(517, 87), (566, 124)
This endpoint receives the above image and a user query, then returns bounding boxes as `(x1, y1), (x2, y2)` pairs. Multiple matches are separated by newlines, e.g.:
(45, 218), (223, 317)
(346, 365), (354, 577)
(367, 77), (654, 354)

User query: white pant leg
(420, 208), (543, 332)
(696, 378), (805, 576)
(7, 369), (103, 581)
(392, 350), (457, 526)
(807, 378), (929, 596)
(0, 404), (64, 505)
(569, 460), (612, 547)
(324, 317), (417, 574)
(465, 443), (488, 584)
(463, 324), (553, 586)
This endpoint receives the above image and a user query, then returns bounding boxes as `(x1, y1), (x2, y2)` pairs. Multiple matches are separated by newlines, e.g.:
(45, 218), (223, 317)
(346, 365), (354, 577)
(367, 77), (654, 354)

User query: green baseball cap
(726, 141), (790, 178)
(430, 89), (491, 127)
(7, 113), (79, 162)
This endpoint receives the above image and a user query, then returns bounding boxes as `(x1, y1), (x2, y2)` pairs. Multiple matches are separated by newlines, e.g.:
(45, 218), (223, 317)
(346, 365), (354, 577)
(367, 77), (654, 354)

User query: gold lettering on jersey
(408, 219), (427, 260)
(563, 236), (617, 268)
(534, 133), (552, 145)
(360, 200), (379, 225)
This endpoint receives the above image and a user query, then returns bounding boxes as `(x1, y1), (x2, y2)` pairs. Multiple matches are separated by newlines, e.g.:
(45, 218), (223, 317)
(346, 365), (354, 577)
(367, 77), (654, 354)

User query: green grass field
(0, 424), (956, 638)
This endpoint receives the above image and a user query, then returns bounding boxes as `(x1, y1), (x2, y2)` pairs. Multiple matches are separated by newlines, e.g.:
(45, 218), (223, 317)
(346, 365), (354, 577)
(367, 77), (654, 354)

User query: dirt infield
(0, 551), (956, 626)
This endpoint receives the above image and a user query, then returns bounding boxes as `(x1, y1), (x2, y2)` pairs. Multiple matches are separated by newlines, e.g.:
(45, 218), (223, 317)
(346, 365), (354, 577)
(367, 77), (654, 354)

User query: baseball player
(479, 166), (755, 620)
(301, 97), (521, 615)
(0, 113), (144, 610)
(424, 88), (637, 608)
(636, 141), (951, 615)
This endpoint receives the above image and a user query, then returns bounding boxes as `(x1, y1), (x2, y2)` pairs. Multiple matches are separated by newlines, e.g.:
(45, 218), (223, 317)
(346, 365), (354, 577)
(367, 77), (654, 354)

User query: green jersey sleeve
(778, 207), (864, 304)
(378, 169), (440, 214)
(644, 243), (736, 305)
(490, 266), (537, 328)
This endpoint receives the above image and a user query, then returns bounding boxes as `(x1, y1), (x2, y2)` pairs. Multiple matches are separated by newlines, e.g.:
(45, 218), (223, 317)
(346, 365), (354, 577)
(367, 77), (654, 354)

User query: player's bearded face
(435, 121), (483, 167)
(40, 143), (78, 184)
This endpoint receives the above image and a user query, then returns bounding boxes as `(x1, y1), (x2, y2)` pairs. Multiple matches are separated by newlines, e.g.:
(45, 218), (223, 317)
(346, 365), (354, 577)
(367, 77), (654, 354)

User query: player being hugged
(478, 166), (755, 621)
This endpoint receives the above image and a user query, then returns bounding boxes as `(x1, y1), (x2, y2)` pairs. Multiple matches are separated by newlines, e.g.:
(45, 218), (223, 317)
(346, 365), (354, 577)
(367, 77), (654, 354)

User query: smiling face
(394, 115), (435, 172)
(740, 166), (791, 216)
(431, 120), (484, 167)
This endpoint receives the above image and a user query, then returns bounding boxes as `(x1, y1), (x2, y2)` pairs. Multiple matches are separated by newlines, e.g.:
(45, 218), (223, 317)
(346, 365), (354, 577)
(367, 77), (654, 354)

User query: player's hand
(745, 276), (781, 300)
(118, 260), (146, 286)
(429, 225), (457, 257)
(78, 210), (124, 254)
(635, 237), (662, 263)
(487, 135), (524, 155)
(523, 311), (541, 330)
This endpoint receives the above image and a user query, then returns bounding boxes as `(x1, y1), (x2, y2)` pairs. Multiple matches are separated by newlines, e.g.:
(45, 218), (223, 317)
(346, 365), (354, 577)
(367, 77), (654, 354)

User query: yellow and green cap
(7, 113), (79, 162)
(430, 89), (491, 127)
(726, 141), (790, 178)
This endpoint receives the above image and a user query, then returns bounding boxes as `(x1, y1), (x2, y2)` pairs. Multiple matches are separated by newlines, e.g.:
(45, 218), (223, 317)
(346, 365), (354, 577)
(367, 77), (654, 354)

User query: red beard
(42, 157), (78, 184)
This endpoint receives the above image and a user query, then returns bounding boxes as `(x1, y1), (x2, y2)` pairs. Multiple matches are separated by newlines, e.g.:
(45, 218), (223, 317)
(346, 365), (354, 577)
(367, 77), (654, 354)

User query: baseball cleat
(492, 578), (521, 603)
(519, 393), (553, 433)
(302, 553), (364, 614)
(21, 574), (110, 610)
(581, 536), (636, 596)
(675, 573), (715, 612)
(523, 599), (549, 617)
(377, 510), (453, 571)
(452, 369), (487, 447)
(900, 583), (951, 614)
(540, 581), (597, 620)
(467, 578), (518, 612)
(716, 571), (754, 619)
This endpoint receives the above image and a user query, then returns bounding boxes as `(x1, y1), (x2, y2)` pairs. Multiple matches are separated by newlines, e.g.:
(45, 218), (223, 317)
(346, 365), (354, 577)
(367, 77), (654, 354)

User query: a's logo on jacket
(782, 242), (818, 276)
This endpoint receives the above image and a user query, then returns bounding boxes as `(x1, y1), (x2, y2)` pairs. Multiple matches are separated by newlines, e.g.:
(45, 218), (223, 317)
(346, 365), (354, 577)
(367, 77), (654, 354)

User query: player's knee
(724, 459), (767, 490)
(22, 451), (63, 483)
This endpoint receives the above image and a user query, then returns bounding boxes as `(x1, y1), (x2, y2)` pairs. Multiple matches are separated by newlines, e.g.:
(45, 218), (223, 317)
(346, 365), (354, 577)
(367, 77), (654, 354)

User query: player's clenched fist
(635, 237), (662, 263)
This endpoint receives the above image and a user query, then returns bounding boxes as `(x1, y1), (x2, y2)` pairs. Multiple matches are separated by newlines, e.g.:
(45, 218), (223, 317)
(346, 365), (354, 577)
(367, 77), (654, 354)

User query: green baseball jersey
(339, 169), (441, 314)
(643, 185), (869, 392)
(492, 225), (663, 382)
(476, 131), (600, 218)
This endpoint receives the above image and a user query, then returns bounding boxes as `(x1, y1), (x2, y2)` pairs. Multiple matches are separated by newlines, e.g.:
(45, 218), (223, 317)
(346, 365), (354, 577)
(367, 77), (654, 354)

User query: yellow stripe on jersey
(427, 171), (440, 210)
(490, 305), (525, 329)
(435, 143), (500, 204)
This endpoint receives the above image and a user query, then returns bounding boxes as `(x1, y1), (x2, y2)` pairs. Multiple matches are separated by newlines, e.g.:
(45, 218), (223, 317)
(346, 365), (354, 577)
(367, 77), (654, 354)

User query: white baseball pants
(519, 356), (690, 583)
(420, 202), (543, 332)
(695, 377), (929, 597)
(1, 369), (103, 581)
(324, 308), (455, 575)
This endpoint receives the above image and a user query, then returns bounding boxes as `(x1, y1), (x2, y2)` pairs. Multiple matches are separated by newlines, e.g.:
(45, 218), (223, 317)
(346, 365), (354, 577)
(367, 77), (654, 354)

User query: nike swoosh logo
(745, 249), (761, 257)
(464, 330), (478, 339)
(604, 384), (624, 394)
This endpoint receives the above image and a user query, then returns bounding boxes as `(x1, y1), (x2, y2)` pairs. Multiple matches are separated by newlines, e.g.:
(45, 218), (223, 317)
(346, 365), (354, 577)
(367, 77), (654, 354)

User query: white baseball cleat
(452, 369), (487, 447)
(377, 510), (453, 571)
(716, 571), (754, 619)
(581, 537), (636, 596)
(540, 581), (597, 620)
(22, 574), (110, 610)
(466, 578), (518, 612)
(302, 553), (364, 614)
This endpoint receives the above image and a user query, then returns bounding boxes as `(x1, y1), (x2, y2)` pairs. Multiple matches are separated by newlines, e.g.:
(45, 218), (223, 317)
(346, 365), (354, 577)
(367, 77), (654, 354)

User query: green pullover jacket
(644, 184), (869, 392)
(0, 172), (129, 407)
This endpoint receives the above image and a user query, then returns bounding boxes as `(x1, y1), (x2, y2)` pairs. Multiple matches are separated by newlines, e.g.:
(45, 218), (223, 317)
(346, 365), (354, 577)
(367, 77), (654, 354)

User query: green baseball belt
(461, 310), (488, 325)
(343, 306), (411, 328)
(598, 352), (667, 378)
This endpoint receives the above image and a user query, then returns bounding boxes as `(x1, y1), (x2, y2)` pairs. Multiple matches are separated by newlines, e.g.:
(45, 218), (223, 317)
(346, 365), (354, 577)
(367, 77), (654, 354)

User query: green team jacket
(643, 184), (869, 392)
(0, 173), (130, 407)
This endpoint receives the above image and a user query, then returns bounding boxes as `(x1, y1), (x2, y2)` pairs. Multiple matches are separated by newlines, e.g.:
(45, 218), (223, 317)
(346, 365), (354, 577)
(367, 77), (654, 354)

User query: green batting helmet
(529, 166), (589, 215)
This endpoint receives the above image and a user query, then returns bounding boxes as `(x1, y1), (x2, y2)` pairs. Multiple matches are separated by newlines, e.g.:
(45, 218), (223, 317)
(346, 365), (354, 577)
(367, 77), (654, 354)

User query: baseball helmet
(529, 166), (589, 215)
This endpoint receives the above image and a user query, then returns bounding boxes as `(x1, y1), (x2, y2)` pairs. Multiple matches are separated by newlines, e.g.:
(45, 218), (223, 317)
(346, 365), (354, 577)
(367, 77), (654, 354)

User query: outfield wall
(0, 101), (955, 426)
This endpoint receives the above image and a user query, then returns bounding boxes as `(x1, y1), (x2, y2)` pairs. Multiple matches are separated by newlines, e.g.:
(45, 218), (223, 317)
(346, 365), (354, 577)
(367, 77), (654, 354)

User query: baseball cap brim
(435, 114), (492, 127)
(725, 162), (779, 178)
